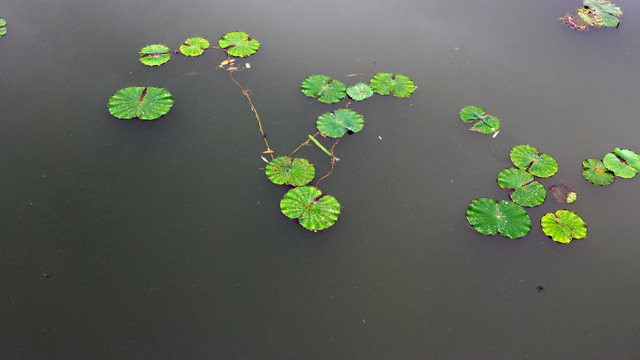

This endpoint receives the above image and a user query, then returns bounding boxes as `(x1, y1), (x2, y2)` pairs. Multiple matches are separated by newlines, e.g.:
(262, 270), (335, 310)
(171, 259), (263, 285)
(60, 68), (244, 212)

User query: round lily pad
(139, 44), (171, 66)
(510, 181), (546, 207)
(179, 37), (210, 57)
(510, 144), (558, 178)
(346, 83), (374, 101)
(265, 157), (315, 186)
(603, 152), (638, 179)
(497, 168), (533, 190)
(470, 114), (501, 134)
(108, 86), (174, 120)
(316, 109), (364, 138)
(0, 18), (7, 36)
(582, 158), (614, 185)
(613, 148), (640, 171)
(301, 75), (346, 104)
(541, 210), (587, 243)
(459, 106), (486, 123)
(466, 198), (531, 239)
(219, 31), (260, 57)
(549, 184), (577, 204)
(280, 186), (341, 231)
(369, 73), (416, 98)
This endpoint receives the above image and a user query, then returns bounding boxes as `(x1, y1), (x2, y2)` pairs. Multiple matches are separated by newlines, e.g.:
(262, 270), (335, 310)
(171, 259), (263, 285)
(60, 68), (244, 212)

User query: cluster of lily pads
(560, 0), (622, 31)
(459, 106), (501, 136)
(0, 18), (7, 37)
(582, 148), (640, 186)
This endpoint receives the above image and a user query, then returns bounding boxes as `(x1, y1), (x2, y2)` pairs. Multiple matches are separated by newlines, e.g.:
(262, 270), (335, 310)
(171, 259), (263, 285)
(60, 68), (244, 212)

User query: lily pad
(108, 86), (174, 120)
(0, 18), (6, 36)
(218, 31), (260, 57)
(346, 83), (374, 101)
(603, 152), (638, 179)
(466, 198), (531, 239)
(584, 0), (622, 27)
(582, 158), (614, 185)
(549, 184), (578, 204)
(510, 181), (546, 207)
(316, 109), (364, 138)
(265, 157), (315, 186)
(369, 73), (416, 98)
(613, 148), (640, 171)
(458, 106), (500, 135)
(301, 75), (347, 104)
(179, 37), (210, 57)
(510, 144), (558, 178)
(497, 168), (533, 190)
(139, 44), (171, 66)
(280, 186), (341, 231)
(541, 210), (587, 243)
(459, 106), (486, 123)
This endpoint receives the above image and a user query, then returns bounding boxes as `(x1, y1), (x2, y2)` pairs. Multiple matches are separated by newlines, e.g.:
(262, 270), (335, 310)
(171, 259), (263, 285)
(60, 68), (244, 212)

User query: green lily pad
(218, 31), (260, 57)
(497, 168), (533, 190)
(301, 75), (347, 104)
(346, 83), (374, 101)
(510, 181), (546, 207)
(139, 44), (171, 66)
(466, 198), (531, 239)
(603, 152), (638, 179)
(458, 106), (500, 135)
(510, 144), (558, 178)
(280, 186), (341, 231)
(369, 73), (416, 98)
(316, 109), (364, 138)
(613, 148), (640, 171)
(549, 184), (578, 204)
(108, 86), (174, 120)
(179, 37), (210, 57)
(0, 18), (6, 36)
(582, 158), (614, 185)
(459, 106), (486, 123)
(584, 0), (622, 27)
(541, 210), (587, 244)
(265, 157), (315, 186)
(577, 8), (604, 27)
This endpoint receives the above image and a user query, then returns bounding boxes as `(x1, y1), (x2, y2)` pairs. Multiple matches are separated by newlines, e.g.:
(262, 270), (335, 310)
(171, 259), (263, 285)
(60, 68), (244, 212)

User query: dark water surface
(2, 0), (640, 359)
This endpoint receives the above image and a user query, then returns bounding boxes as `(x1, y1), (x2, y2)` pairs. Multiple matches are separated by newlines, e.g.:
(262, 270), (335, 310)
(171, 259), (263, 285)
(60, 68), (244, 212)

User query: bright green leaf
(510, 181), (546, 207)
(316, 109), (364, 138)
(179, 37), (210, 57)
(108, 86), (174, 120)
(613, 148), (640, 171)
(497, 168), (533, 190)
(280, 186), (341, 231)
(466, 198), (531, 239)
(459, 106), (486, 123)
(541, 210), (587, 243)
(301, 75), (346, 104)
(139, 44), (171, 66)
(603, 152), (637, 179)
(549, 184), (578, 204)
(510, 144), (558, 178)
(0, 18), (6, 36)
(470, 114), (501, 134)
(346, 83), (374, 101)
(369, 73), (416, 98)
(265, 157), (315, 186)
(219, 31), (260, 57)
(582, 158), (614, 185)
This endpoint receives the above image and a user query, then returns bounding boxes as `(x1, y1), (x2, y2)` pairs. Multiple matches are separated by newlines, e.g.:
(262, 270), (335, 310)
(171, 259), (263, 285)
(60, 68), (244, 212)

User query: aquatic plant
(280, 186), (341, 231)
(179, 37), (210, 57)
(561, 0), (622, 31)
(582, 158), (615, 185)
(346, 83), (374, 101)
(510, 144), (558, 178)
(369, 72), (416, 98)
(265, 157), (315, 186)
(458, 106), (500, 135)
(549, 184), (578, 204)
(316, 109), (364, 138)
(108, 86), (173, 120)
(218, 31), (260, 57)
(139, 44), (171, 66)
(301, 75), (347, 104)
(0, 18), (6, 37)
(541, 210), (587, 243)
(466, 198), (532, 239)
(497, 168), (546, 207)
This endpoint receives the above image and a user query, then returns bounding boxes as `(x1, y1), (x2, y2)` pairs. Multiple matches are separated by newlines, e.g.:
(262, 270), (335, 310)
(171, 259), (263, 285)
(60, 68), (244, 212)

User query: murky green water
(2, 0), (640, 358)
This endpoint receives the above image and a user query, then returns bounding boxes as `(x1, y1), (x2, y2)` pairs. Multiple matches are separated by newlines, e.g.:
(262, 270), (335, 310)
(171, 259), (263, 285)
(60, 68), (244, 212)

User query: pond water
(2, 0), (640, 358)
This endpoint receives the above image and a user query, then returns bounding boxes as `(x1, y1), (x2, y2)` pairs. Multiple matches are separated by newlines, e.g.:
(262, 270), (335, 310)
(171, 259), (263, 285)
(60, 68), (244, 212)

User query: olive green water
(2, 0), (640, 359)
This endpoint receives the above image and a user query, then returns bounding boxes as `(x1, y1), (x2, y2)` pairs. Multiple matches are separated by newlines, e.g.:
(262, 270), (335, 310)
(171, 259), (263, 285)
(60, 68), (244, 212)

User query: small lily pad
(603, 152), (638, 179)
(280, 186), (341, 231)
(613, 148), (640, 171)
(458, 106), (500, 135)
(301, 75), (347, 104)
(346, 83), (374, 101)
(316, 109), (364, 138)
(510, 181), (546, 207)
(541, 210), (587, 243)
(510, 144), (558, 178)
(466, 198), (531, 239)
(139, 44), (171, 66)
(369, 73), (416, 98)
(0, 18), (7, 36)
(219, 31), (260, 57)
(179, 37), (210, 57)
(265, 157), (315, 186)
(459, 106), (486, 123)
(584, 0), (622, 27)
(497, 168), (533, 190)
(549, 184), (578, 204)
(108, 86), (174, 120)
(582, 158), (614, 185)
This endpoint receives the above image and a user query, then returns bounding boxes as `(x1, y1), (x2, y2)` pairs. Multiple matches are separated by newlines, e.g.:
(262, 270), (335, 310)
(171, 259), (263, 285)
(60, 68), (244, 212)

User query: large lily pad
(369, 73), (416, 98)
(346, 83), (374, 101)
(466, 198), (531, 239)
(0, 18), (6, 36)
(218, 31), (260, 57)
(265, 157), (315, 186)
(458, 106), (500, 135)
(280, 186), (341, 231)
(510, 144), (558, 178)
(108, 86), (174, 120)
(301, 75), (346, 104)
(603, 152), (638, 179)
(582, 158), (614, 185)
(179, 37), (210, 57)
(541, 210), (587, 243)
(316, 109), (364, 138)
(139, 44), (171, 66)
(613, 148), (640, 171)
(510, 181), (546, 207)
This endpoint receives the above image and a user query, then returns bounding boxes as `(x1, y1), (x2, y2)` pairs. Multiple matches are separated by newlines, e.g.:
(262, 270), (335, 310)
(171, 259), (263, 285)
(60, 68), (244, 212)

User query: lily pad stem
(308, 135), (339, 161)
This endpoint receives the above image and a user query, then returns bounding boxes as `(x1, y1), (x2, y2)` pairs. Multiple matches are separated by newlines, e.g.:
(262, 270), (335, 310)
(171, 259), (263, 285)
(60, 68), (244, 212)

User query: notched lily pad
(497, 168), (533, 190)
(0, 18), (7, 36)
(541, 210), (587, 243)
(510, 181), (546, 207)
(316, 109), (364, 138)
(603, 152), (638, 179)
(219, 31), (260, 57)
(265, 157), (315, 186)
(280, 186), (341, 231)
(613, 148), (640, 171)
(369, 73), (416, 98)
(466, 198), (531, 239)
(510, 144), (558, 178)
(549, 184), (577, 204)
(108, 86), (174, 120)
(301, 75), (347, 104)
(346, 83), (374, 101)
(179, 37), (210, 57)
(139, 44), (171, 66)
(458, 106), (500, 135)
(582, 158), (614, 185)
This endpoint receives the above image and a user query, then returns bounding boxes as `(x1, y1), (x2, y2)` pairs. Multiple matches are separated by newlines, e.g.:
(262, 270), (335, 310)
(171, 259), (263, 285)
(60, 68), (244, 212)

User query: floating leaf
(346, 83), (374, 101)
(497, 168), (533, 190)
(603, 152), (638, 179)
(301, 75), (346, 104)
(369, 73), (416, 98)
(510, 181), (546, 207)
(582, 158), (614, 185)
(510, 144), (558, 178)
(458, 106), (500, 135)
(466, 198), (531, 239)
(219, 31), (260, 57)
(0, 18), (6, 36)
(139, 44), (171, 66)
(316, 109), (364, 138)
(560, 13), (589, 31)
(108, 86), (174, 120)
(549, 184), (578, 204)
(179, 37), (210, 57)
(280, 186), (341, 231)
(613, 148), (640, 171)
(459, 106), (485, 123)
(541, 210), (587, 243)
(265, 157), (315, 186)
(577, 8), (604, 27)
(583, 0), (622, 27)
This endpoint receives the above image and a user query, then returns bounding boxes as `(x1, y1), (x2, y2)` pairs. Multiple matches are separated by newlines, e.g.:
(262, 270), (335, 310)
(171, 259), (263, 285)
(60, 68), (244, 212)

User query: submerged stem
(307, 135), (339, 161)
